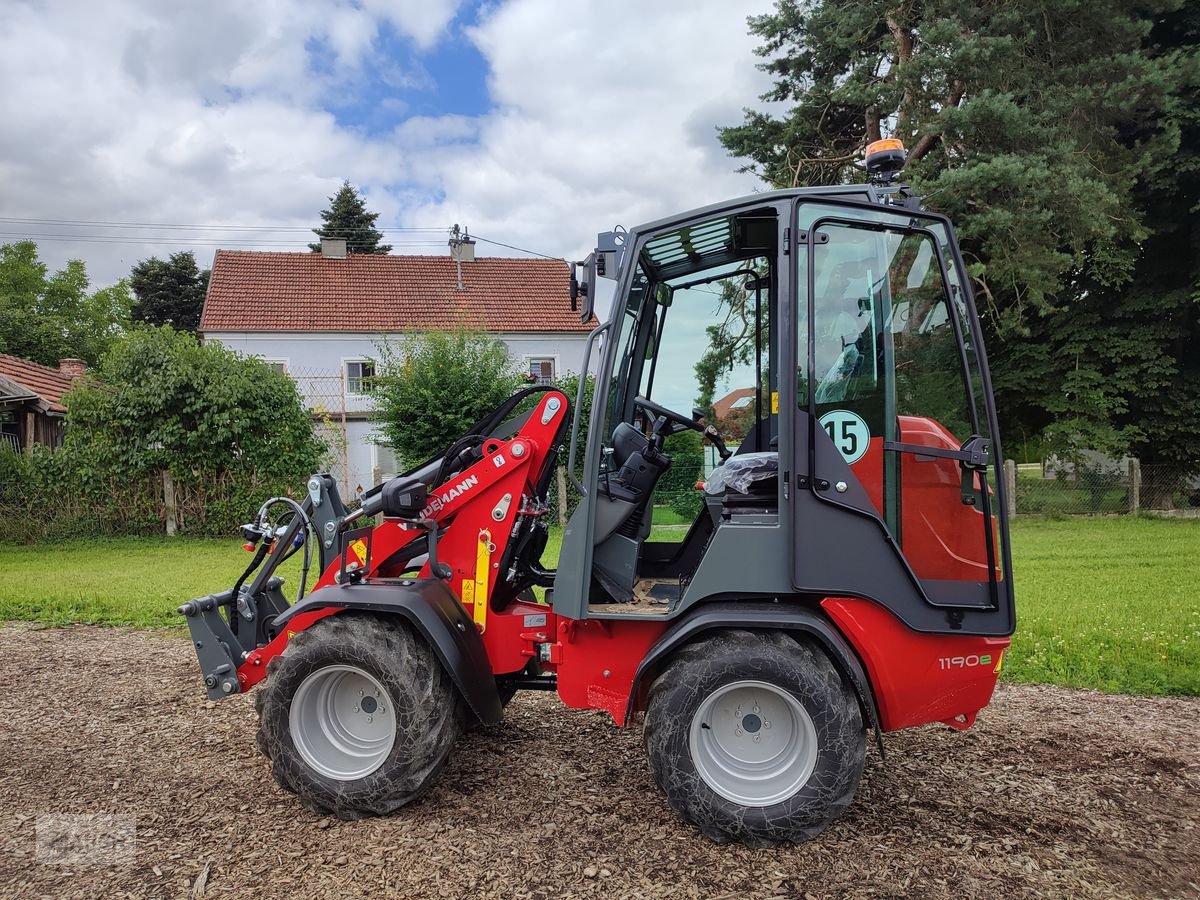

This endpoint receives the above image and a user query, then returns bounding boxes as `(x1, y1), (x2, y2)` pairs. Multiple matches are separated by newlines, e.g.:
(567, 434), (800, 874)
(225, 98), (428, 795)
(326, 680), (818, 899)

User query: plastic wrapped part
(704, 452), (779, 495)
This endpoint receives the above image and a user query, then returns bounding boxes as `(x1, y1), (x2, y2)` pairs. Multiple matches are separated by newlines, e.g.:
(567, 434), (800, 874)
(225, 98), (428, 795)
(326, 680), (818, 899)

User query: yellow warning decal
(771, 391), (779, 414)
(994, 651), (1005, 674)
(473, 530), (492, 633)
(349, 538), (368, 566)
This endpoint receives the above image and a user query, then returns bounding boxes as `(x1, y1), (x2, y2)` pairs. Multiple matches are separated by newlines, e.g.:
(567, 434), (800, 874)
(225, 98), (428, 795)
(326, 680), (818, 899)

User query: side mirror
(380, 477), (428, 519)
(571, 253), (597, 323)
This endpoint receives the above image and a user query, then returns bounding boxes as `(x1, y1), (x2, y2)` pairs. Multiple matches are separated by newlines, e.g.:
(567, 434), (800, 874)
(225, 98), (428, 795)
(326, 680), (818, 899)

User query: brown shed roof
(0, 353), (80, 413)
(200, 250), (595, 333)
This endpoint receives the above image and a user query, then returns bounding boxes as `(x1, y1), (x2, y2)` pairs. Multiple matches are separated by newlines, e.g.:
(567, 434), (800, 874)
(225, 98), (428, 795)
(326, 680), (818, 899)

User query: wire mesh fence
(289, 367), (362, 492)
(1006, 459), (1200, 517)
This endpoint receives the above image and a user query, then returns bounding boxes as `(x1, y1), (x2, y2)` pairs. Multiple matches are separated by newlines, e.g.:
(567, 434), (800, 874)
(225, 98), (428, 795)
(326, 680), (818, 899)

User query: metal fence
(1004, 460), (1200, 517)
(288, 367), (359, 491)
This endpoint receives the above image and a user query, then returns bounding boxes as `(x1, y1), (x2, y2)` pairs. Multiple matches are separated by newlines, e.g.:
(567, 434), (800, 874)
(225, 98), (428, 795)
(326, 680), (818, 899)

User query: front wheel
(256, 614), (462, 819)
(644, 630), (865, 846)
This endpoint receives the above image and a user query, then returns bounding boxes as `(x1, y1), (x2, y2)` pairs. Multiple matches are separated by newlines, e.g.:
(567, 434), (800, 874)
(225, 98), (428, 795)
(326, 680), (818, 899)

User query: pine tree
(719, 0), (1200, 475)
(129, 251), (210, 333)
(308, 181), (392, 254)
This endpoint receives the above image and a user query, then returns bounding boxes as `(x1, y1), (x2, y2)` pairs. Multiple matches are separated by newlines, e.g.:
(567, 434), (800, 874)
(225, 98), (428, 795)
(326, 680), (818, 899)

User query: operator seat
(593, 422), (671, 544)
(704, 451), (778, 524)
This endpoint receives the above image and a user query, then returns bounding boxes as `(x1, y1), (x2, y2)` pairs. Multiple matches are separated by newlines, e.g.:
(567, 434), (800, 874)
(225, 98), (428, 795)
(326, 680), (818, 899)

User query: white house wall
(205, 330), (592, 492)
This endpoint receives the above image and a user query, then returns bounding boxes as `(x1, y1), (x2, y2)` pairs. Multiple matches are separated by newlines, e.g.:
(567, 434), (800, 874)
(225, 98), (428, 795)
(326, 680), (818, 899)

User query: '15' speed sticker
(818, 409), (870, 465)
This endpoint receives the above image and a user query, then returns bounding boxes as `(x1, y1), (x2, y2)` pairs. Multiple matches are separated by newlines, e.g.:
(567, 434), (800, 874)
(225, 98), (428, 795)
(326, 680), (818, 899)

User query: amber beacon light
(864, 138), (907, 183)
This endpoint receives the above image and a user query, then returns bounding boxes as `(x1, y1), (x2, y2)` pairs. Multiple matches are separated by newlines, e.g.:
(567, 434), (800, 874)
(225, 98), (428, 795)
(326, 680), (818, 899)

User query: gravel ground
(0, 623), (1196, 900)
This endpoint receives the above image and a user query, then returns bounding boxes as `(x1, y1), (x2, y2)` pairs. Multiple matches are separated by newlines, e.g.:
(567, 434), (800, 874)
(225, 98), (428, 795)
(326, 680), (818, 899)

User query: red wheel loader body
(180, 144), (1015, 843)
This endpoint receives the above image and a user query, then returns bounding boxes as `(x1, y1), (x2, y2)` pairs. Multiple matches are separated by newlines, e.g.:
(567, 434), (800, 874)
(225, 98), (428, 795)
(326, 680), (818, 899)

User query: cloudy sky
(1, 0), (778, 291)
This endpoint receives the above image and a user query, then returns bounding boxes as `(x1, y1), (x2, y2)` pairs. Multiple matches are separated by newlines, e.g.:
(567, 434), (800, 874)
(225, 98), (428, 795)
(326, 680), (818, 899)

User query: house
(199, 246), (595, 496)
(0, 354), (88, 452)
(712, 386), (756, 422)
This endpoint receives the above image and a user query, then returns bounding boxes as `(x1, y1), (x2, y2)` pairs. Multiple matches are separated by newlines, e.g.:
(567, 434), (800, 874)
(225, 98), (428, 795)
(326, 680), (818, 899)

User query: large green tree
(720, 0), (1200, 476)
(309, 180), (392, 254)
(129, 251), (210, 333)
(0, 241), (132, 365)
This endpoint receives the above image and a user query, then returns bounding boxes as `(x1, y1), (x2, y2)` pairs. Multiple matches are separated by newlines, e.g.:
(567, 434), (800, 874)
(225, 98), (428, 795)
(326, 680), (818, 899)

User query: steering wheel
(633, 395), (732, 461)
(634, 395), (698, 432)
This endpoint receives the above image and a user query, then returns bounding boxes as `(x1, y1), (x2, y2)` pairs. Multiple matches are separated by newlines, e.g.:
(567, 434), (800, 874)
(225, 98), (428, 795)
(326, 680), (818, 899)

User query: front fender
(273, 579), (503, 726)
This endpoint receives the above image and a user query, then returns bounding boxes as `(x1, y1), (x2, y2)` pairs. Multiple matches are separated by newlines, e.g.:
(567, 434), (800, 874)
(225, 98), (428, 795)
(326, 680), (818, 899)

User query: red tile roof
(713, 387), (757, 420)
(200, 251), (595, 333)
(0, 353), (80, 412)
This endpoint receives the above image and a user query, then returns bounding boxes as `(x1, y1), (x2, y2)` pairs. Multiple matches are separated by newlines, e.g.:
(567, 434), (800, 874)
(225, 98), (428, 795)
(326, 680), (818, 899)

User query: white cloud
(0, 0), (776, 289)
(409, 0), (778, 262)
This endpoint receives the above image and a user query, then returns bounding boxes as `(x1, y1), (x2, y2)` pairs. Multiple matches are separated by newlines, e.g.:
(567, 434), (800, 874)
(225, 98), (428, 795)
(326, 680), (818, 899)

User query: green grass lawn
(0, 537), (310, 629)
(1006, 517), (1200, 696)
(2, 517), (1197, 696)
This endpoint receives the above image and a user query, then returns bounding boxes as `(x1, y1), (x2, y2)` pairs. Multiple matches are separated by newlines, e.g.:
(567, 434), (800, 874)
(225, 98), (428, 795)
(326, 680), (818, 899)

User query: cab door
(790, 201), (1013, 632)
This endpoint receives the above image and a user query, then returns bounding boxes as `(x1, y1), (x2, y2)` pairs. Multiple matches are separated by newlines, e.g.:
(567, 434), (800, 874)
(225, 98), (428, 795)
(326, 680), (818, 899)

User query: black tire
(255, 613), (462, 819)
(643, 629), (865, 847)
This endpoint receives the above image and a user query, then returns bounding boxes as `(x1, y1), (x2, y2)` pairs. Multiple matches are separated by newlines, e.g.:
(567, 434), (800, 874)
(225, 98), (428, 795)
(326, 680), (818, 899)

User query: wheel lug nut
(367, 716), (373, 724)
(353, 705), (359, 712)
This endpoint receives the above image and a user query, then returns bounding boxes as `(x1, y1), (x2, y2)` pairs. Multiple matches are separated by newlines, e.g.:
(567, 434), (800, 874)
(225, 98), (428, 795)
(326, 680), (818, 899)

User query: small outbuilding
(0, 354), (88, 452)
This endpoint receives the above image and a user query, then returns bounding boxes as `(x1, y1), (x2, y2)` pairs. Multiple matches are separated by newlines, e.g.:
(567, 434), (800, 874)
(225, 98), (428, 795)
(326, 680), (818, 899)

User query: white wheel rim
(289, 665), (396, 781)
(689, 679), (818, 807)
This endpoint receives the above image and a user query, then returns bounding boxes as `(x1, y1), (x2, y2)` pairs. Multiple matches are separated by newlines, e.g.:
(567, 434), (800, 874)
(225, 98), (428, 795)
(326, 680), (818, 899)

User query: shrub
(0, 327), (325, 541)
(372, 330), (523, 468)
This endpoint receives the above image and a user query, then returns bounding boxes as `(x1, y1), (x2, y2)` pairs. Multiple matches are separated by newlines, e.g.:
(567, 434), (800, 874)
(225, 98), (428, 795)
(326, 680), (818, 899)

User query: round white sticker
(818, 409), (870, 465)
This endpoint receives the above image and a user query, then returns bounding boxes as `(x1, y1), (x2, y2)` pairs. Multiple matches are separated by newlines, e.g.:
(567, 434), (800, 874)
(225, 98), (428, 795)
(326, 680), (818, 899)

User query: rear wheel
(644, 630), (865, 846)
(256, 614), (462, 819)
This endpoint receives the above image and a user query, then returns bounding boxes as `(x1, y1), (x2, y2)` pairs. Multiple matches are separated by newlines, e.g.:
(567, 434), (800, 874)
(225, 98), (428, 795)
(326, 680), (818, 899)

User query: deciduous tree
(372, 330), (521, 467)
(0, 241), (132, 365)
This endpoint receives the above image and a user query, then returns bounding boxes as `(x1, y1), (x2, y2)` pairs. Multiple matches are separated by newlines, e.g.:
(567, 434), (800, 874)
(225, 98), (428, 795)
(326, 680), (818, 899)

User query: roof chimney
(59, 359), (87, 381)
(320, 237), (348, 259)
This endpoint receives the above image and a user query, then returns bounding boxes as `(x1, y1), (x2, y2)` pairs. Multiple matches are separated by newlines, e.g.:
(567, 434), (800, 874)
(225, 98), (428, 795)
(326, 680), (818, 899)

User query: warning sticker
(349, 538), (368, 566)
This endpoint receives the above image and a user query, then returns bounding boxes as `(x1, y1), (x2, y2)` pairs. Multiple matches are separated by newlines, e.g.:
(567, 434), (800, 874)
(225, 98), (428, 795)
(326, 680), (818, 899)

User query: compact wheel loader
(180, 141), (1015, 846)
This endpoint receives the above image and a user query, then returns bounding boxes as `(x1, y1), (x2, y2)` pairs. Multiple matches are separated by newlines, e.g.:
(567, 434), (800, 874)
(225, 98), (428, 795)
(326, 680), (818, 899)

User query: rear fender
(625, 601), (883, 754)
(268, 579), (503, 726)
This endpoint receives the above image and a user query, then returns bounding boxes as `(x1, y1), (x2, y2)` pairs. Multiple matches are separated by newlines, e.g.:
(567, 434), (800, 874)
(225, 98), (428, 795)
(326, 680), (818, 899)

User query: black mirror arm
(414, 518), (451, 580)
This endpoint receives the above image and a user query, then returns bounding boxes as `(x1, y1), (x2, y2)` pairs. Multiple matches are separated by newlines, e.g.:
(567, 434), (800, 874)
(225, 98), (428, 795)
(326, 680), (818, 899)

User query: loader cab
(557, 187), (1015, 637)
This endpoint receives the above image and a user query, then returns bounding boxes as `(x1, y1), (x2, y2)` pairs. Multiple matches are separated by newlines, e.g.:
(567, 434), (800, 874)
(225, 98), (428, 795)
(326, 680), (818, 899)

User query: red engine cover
(821, 596), (1009, 731)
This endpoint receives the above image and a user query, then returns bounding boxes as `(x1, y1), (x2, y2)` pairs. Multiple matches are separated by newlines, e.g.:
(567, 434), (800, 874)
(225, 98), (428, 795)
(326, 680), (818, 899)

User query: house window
(527, 357), (555, 386)
(346, 360), (376, 395)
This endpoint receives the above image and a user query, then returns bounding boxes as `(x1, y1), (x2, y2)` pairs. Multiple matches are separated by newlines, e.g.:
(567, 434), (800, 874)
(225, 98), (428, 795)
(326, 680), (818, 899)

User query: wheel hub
(689, 680), (818, 807)
(289, 665), (395, 781)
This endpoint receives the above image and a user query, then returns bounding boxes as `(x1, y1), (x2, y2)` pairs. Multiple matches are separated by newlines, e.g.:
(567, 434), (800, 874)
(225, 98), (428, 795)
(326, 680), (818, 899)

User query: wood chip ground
(0, 623), (1196, 899)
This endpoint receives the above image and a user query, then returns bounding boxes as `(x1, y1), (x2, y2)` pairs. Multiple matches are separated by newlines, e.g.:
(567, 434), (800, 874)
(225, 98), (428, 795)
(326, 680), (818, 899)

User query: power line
(0, 216), (570, 260)
(0, 231), (447, 248)
(471, 233), (565, 261)
(0, 216), (446, 233)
